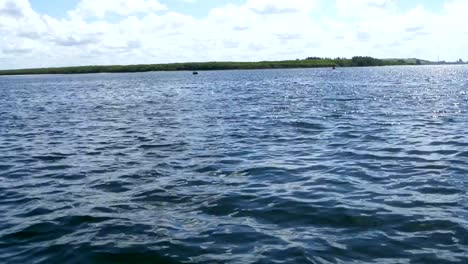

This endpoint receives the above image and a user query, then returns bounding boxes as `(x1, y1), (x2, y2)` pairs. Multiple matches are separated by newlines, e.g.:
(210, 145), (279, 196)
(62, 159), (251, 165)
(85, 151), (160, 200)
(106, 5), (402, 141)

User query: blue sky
(29, 0), (79, 17)
(29, 0), (443, 19)
(1, 0), (467, 69)
(29, 0), (246, 18)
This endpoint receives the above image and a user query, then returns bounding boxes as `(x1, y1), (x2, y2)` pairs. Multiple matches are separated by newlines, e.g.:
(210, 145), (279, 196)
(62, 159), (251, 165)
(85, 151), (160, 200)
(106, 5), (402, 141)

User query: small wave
(415, 186), (462, 195)
(2, 222), (60, 242)
(456, 151), (468, 158)
(92, 181), (132, 193)
(16, 207), (54, 218)
(324, 98), (364, 102)
(139, 142), (188, 150)
(0, 164), (14, 171)
(37, 164), (73, 170)
(132, 188), (191, 204)
(289, 121), (325, 131)
(32, 155), (69, 162)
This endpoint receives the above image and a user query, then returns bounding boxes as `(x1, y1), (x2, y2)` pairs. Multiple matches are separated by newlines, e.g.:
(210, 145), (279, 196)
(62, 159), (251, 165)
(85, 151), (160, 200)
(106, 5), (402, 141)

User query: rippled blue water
(0, 66), (467, 263)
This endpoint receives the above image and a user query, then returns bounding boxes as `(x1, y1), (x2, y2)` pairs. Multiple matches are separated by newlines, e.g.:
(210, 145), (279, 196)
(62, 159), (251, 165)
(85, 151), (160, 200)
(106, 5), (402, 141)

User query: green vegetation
(0, 56), (433, 76)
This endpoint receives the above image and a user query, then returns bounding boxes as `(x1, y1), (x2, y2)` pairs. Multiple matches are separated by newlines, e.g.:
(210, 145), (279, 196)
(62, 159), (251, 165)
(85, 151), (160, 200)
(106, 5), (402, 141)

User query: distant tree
(351, 56), (383, 67)
(306, 57), (322, 60)
(416, 59), (421, 65)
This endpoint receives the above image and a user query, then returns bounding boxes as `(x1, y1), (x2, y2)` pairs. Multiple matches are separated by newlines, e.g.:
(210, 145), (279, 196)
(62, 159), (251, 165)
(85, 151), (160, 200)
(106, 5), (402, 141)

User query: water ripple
(1, 66), (468, 263)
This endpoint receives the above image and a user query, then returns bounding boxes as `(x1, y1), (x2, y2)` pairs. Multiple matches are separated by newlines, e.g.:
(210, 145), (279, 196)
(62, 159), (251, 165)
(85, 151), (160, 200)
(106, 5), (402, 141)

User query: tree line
(0, 57), (424, 76)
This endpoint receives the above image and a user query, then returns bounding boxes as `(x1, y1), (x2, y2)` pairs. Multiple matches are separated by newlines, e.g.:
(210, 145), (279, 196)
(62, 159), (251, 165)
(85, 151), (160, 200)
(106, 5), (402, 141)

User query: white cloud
(336, 0), (397, 17)
(247, 0), (318, 14)
(70, 0), (167, 19)
(0, 0), (467, 69)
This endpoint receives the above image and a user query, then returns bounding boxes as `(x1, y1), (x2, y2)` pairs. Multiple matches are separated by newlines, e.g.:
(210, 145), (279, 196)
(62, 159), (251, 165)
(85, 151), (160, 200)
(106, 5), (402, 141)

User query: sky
(0, 0), (467, 69)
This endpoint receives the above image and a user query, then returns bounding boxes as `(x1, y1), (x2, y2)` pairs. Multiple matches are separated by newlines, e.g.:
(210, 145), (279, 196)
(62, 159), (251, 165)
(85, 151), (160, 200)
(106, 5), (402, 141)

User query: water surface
(0, 66), (467, 263)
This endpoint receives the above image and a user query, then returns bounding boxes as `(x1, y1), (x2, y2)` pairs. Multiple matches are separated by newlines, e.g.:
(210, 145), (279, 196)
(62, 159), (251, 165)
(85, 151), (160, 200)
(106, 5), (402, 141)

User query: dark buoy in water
(193, 71), (198, 75)
(332, 66), (336, 70)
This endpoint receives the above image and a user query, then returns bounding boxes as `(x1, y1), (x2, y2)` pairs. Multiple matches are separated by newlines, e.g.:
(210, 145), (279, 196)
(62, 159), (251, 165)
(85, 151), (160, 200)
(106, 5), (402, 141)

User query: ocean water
(0, 66), (467, 264)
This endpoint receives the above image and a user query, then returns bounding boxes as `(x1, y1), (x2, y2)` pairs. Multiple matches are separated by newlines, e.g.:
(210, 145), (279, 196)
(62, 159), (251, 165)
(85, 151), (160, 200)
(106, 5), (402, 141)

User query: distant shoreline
(0, 57), (465, 76)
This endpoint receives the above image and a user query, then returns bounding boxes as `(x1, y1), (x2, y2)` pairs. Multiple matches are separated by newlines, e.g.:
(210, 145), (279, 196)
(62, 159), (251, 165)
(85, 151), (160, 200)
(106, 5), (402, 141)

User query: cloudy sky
(0, 0), (467, 69)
